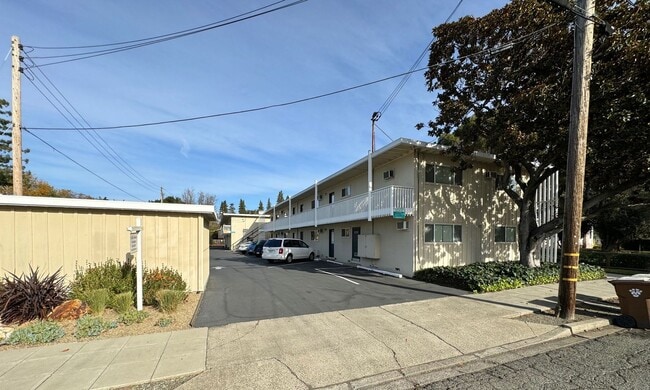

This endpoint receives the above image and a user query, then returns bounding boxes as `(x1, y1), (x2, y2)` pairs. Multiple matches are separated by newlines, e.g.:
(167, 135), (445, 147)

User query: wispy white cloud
(2, 0), (508, 203)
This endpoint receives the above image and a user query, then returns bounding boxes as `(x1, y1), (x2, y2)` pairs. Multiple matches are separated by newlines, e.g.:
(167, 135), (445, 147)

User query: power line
(22, 55), (161, 194)
(23, 128), (144, 201)
(27, 22), (560, 132)
(22, 53), (161, 190)
(28, 1), (289, 50)
(375, 0), (465, 118)
(24, 0), (308, 68)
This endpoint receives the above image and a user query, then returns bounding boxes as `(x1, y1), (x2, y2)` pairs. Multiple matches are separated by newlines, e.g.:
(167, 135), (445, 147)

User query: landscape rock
(48, 299), (88, 320)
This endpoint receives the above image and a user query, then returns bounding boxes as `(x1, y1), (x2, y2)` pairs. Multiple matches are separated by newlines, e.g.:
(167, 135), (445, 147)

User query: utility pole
(557, 0), (595, 320)
(160, 187), (164, 203)
(11, 35), (23, 196)
(371, 112), (380, 153)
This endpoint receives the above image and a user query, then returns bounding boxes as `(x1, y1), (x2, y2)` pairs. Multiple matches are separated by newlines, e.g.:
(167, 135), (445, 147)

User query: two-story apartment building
(259, 138), (520, 277)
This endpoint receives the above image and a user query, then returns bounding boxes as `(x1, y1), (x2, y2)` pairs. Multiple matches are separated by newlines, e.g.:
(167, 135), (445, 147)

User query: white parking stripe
(315, 268), (360, 285)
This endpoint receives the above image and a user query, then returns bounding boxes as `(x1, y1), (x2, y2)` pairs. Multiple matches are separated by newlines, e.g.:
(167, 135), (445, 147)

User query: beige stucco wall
(227, 214), (270, 250)
(415, 153), (519, 271)
(0, 202), (213, 292)
(262, 143), (520, 277)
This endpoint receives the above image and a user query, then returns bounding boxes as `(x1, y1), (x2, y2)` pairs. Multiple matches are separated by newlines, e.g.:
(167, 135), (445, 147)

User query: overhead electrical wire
(375, 0), (465, 121)
(24, 53), (161, 190)
(22, 53), (161, 194)
(23, 72), (154, 198)
(24, 0), (308, 68)
(26, 22), (560, 133)
(23, 128), (144, 201)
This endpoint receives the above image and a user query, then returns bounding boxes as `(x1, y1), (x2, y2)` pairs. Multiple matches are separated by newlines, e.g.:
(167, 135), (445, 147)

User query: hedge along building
(259, 138), (525, 277)
(0, 195), (217, 292)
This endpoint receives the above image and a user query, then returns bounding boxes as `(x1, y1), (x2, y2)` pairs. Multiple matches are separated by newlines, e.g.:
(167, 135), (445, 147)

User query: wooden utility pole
(557, 0), (595, 320)
(371, 112), (380, 153)
(11, 35), (23, 196)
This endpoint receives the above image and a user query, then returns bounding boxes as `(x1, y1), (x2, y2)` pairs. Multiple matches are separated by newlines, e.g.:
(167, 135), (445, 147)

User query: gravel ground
(0, 292), (202, 351)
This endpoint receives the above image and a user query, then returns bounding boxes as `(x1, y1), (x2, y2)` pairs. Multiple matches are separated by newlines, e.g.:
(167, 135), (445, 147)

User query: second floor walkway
(260, 185), (414, 232)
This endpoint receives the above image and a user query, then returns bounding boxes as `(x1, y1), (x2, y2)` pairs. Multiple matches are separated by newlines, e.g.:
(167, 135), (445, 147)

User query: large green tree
(419, 0), (649, 266)
(0, 98), (30, 193)
(0, 99), (11, 187)
(590, 188), (650, 251)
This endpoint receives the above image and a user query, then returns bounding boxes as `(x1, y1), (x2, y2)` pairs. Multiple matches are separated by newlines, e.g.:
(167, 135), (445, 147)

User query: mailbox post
(128, 218), (143, 311)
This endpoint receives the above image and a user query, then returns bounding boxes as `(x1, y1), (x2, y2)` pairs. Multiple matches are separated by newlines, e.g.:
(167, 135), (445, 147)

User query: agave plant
(0, 266), (69, 325)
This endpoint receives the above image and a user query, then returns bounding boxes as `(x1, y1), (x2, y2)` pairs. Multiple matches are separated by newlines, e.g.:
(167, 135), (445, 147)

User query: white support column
(288, 196), (292, 231)
(367, 151), (373, 222)
(314, 180), (318, 227)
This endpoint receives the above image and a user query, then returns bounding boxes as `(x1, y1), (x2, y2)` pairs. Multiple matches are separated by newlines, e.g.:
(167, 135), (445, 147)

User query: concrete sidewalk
(0, 328), (207, 390)
(179, 279), (618, 389)
(0, 279), (618, 390)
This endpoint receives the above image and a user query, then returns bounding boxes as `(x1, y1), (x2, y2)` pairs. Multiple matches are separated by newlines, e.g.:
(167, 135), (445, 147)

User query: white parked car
(237, 241), (253, 254)
(262, 238), (315, 263)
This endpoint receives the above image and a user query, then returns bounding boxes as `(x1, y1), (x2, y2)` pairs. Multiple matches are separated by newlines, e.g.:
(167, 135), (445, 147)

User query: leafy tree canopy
(419, 0), (649, 265)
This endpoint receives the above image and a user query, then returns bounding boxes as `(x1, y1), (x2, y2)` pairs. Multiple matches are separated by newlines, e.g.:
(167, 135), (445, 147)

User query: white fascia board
(222, 213), (271, 219)
(0, 195), (217, 220)
(271, 137), (496, 205)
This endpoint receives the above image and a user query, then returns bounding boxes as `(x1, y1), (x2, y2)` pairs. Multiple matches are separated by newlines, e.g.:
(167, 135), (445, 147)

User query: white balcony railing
(260, 186), (414, 232)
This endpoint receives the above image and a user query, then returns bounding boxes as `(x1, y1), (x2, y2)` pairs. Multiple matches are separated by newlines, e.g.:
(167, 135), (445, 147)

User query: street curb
(320, 320), (620, 390)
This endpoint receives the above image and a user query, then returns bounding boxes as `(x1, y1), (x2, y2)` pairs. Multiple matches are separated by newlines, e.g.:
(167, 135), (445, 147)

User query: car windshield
(265, 239), (282, 247)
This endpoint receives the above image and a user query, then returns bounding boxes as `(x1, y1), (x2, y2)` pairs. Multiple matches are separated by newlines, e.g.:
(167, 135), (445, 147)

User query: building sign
(129, 232), (138, 254)
(393, 208), (406, 219)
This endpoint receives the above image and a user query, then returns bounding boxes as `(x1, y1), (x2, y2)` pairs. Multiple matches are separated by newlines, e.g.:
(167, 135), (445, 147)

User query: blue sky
(1, 0), (508, 209)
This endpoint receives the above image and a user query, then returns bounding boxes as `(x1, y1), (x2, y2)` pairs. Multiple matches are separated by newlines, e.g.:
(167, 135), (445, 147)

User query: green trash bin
(608, 274), (650, 329)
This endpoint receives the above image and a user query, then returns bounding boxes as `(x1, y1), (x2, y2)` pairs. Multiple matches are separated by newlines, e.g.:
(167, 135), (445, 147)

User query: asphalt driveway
(192, 250), (467, 327)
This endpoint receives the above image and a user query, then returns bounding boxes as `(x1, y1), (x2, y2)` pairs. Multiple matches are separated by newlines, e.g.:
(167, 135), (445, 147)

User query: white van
(262, 238), (315, 263)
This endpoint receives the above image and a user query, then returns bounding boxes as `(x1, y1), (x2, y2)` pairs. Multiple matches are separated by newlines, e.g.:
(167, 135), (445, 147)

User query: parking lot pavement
(192, 250), (468, 328)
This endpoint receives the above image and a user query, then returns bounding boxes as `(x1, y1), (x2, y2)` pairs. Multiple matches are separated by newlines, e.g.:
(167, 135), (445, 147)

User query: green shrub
(70, 260), (135, 303)
(74, 315), (117, 338)
(7, 321), (65, 345)
(478, 277), (524, 293)
(155, 317), (173, 327)
(580, 250), (650, 270)
(155, 289), (187, 313)
(143, 266), (187, 306)
(112, 291), (134, 314)
(118, 309), (149, 326)
(83, 288), (110, 315)
(0, 266), (69, 325)
(413, 261), (607, 293)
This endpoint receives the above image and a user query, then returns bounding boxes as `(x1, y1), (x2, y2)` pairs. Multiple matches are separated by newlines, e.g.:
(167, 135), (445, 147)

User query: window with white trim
(495, 226), (516, 242)
(424, 224), (462, 243)
(425, 164), (462, 185)
(341, 228), (350, 238)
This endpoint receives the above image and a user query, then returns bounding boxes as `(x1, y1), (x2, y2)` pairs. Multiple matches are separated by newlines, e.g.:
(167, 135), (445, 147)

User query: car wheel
(309, 252), (315, 261)
(286, 254), (293, 263)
